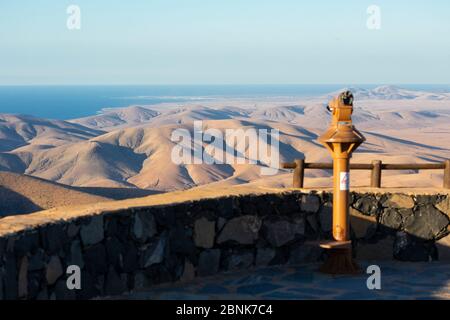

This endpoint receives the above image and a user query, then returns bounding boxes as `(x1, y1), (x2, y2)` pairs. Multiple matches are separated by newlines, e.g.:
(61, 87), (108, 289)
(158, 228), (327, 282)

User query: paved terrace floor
(114, 261), (450, 300)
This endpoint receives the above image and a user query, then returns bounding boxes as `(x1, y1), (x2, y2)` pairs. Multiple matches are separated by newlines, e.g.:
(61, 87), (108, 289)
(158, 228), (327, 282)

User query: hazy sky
(1, 0), (450, 85)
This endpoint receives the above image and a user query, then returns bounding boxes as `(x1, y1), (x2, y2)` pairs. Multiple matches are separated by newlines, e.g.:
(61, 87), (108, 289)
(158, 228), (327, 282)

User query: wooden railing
(282, 159), (450, 189)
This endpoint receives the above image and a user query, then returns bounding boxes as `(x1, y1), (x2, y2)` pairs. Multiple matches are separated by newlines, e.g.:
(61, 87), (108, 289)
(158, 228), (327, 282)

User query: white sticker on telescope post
(340, 172), (349, 191)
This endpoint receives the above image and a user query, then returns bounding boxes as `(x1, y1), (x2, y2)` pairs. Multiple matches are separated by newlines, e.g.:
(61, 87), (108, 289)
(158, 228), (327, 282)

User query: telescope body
(318, 92), (365, 241)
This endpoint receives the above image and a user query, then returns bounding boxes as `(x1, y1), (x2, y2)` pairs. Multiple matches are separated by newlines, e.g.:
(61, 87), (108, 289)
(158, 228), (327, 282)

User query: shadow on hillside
(0, 186), (42, 217)
(73, 186), (164, 200)
(367, 132), (448, 151)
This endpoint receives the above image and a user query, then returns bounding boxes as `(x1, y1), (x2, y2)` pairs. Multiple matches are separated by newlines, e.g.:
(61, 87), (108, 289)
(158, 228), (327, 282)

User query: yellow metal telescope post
(318, 91), (365, 274)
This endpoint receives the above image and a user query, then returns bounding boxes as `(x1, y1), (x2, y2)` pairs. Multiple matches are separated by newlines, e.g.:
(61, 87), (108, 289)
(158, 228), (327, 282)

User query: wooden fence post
(371, 160), (382, 188)
(444, 159), (450, 189)
(293, 159), (305, 188)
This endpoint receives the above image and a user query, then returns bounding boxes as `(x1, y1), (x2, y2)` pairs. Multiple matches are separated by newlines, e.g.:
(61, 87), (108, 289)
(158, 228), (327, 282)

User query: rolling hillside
(0, 86), (449, 199)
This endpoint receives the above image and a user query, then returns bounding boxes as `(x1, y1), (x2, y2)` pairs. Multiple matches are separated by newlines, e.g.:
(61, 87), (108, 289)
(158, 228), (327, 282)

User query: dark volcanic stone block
(300, 194), (320, 213)
(105, 237), (124, 270)
(263, 218), (296, 247)
(289, 242), (324, 264)
(0, 271), (4, 300)
(383, 194), (415, 209)
(77, 271), (102, 300)
(193, 217), (215, 249)
(404, 205), (449, 240)
(27, 270), (44, 299)
(114, 218), (132, 243)
(140, 235), (167, 268)
(224, 250), (254, 271)
(157, 265), (174, 284)
(394, 231), (437, 262)
(84, 243), (107, 276)
(198, 199), (215, 211)
(18, 256), (28, 298)
(415, 195), (438, 205)
(397, 208), (414, 220)
(255, 247), (276, 266)
(164, 253), (185, 280)
(154, 207), (176, 227)
(353, 195), (379, 216)
(270, 247), (290, 265)
(54, 279), (77, 300)
(67, 223), (80, 238)
(254, 196), (273, 216)
(68, 240), (84, 269)
(241, 198), (258, 215)
(380, 208), (403, 230)
(3, 253), (18, 300)
(306, 213), (319, 233)
(28, 249), (46, 271)
(217, 215), (262, 245)
(105, 266), (128, 296)
(104, 216), (119, 238)
(122, 241), (139, 273)
(0, 237), (6, 257)
(80, 216), (104, 246)
(321, 192), (333, 203)
(131, 211), (157, 243)
(40, 224), (69, 254)
(174, 203), (195, 225)
(198, 249), (220, 277)
(215, 197), (235, 218)
(279, 194), (301, 213)
(169, 226), (196, 258)
(45, 255), (63, 285)
(318, 202), (333, 233)
(14, 231), (40, 256)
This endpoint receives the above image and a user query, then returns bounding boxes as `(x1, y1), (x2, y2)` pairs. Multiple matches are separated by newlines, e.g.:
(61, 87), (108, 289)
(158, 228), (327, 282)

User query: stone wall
(0, 190), (449, 300)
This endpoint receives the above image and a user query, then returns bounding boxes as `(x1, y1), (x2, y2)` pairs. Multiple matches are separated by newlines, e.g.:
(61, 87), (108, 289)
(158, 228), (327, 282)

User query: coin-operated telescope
(318, 91), (365, 274)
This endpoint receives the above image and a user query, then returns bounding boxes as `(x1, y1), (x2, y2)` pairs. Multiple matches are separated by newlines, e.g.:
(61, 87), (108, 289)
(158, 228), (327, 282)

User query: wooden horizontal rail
(381, 163), (445, 170)
(283, 162), (446, 170)
(281, 159), (450, 189)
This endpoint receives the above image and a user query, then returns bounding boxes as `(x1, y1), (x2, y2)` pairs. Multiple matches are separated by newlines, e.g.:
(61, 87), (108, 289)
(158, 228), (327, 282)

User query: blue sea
(0, 84), (449, 120)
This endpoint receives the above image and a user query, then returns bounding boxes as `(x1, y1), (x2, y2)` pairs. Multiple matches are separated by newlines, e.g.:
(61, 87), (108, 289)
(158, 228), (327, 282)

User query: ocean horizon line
(1, 84), (450, 120)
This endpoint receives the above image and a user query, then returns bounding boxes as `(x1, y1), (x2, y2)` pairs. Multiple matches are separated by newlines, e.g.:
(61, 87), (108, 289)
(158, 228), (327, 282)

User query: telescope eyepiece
(340, 91), (354, 106)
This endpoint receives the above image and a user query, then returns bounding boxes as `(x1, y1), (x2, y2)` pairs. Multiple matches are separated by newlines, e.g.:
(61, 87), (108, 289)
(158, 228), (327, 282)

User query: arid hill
(0, 171), (111, 216)
(0, 86), (449, 199)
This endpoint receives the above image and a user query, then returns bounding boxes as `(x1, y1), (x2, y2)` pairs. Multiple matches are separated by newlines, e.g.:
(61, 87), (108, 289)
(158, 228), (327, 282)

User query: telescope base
(318, 246), (361, 275)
